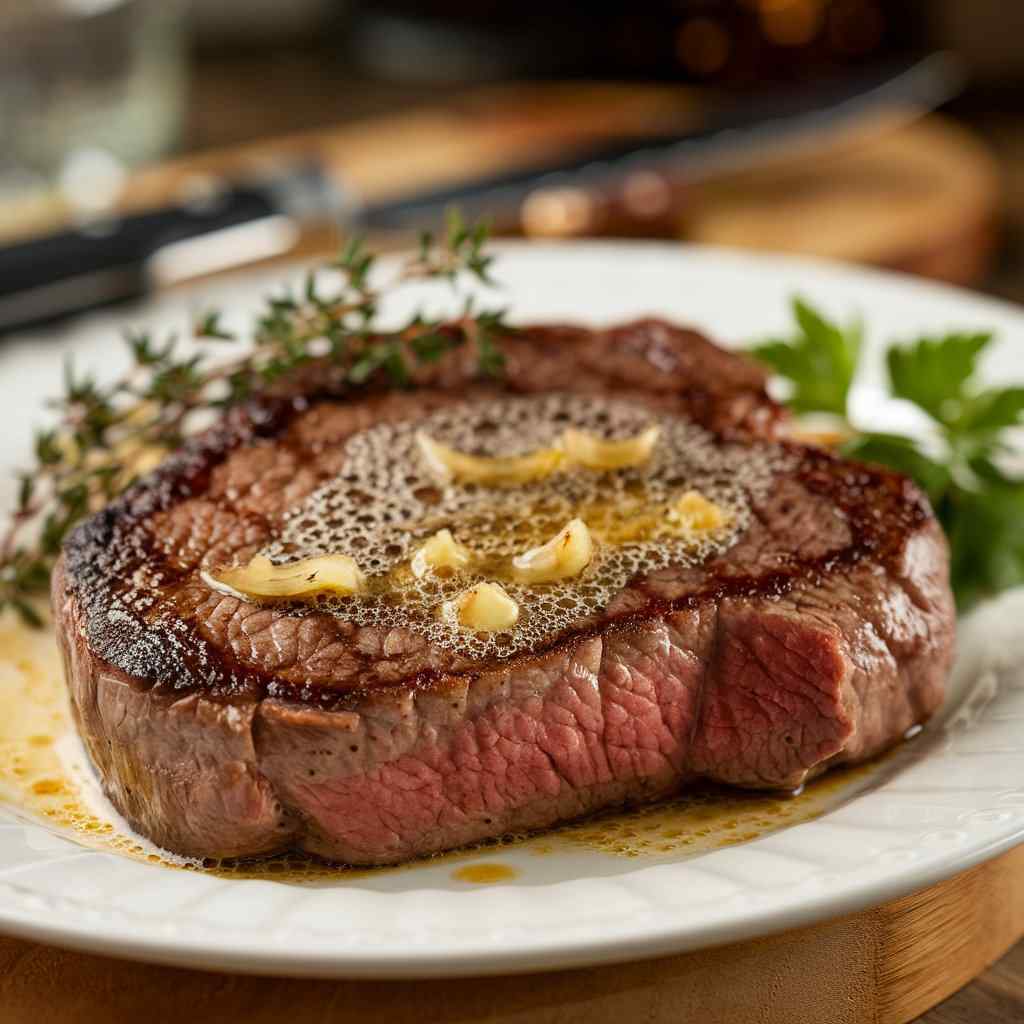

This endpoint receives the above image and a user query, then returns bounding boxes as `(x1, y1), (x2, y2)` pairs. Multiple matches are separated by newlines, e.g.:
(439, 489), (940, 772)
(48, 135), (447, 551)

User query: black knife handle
(0, 184), (278, 299)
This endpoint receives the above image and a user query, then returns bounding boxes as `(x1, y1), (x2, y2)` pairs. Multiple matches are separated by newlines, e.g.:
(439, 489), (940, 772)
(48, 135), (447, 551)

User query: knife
(0, 169), (342, 335)
(354, 52), (963, 232)
(0, 53), (961, 335)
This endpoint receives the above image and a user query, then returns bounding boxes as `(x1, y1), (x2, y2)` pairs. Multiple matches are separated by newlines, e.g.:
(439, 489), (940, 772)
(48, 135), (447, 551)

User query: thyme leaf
(0, 216), (507, 626)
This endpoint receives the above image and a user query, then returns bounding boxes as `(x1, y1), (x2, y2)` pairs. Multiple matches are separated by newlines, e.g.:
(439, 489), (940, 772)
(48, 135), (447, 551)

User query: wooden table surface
(5, 56), (1024, 1021)
(924, 943), (1024, 1022)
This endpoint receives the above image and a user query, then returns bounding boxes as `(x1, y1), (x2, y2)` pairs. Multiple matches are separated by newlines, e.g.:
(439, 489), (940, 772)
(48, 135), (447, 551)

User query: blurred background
(2, 0), (1023, 326)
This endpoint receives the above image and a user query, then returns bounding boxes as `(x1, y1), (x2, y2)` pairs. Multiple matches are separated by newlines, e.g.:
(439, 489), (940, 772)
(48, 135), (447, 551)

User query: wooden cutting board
(684, 115), (1000, 286)
(1, 844), (1022, 1023)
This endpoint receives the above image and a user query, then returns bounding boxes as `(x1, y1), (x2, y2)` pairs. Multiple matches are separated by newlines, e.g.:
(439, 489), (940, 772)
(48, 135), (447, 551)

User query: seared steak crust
(53, 320), (955, 863)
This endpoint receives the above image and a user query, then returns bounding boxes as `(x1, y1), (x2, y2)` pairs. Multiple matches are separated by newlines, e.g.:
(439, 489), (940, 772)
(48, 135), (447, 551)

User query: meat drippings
(0, 611), (183, 865)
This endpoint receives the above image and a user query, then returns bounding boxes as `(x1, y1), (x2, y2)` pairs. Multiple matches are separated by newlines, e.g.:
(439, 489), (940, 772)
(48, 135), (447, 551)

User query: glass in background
(0, 0), (187, 239)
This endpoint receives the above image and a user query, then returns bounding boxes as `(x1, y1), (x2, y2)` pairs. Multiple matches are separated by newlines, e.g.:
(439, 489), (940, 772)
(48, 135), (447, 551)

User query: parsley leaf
(887, 332), (991, 426)
(886, 332), (1024, 458)
(751, 297), (1024, 610)
(751, 298), (861, 417)
(955, 386), (1024, 445)
(940, 466), (1024, 609)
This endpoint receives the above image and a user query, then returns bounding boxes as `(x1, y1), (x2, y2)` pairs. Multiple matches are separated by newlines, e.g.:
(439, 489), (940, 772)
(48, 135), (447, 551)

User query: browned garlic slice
(442, 581), (519, 632)
(411, 529), (473, 578)
(669, 491), (729, 532)
(203, 553), (365, 600)
(512, 517), (594, 583)
(415, 431), (563, 486)
(561, 425), (660, 470)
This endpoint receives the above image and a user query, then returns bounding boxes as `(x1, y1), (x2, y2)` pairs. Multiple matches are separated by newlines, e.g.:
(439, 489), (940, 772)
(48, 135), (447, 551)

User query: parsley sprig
(752, 299), (1024, 608)
(0, 213), (506, 626)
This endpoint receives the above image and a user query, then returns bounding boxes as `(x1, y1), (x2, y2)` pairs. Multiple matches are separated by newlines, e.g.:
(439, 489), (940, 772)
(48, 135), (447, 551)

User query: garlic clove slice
(561, 425), (660, 470)
(411, 529), (473, 578)
(442, 581), (519, 632)
(669, 491), (729, 533)
(415, 431), (563, 486)
(512, 517), (594, 584)
(204, 553), (365, 600)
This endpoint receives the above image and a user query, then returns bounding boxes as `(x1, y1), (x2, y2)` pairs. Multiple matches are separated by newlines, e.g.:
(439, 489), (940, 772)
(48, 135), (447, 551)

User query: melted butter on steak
(244, 394), (792, 659)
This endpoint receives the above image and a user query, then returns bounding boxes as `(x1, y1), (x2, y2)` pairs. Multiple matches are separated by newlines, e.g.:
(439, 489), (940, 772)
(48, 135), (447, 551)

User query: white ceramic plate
(1, 242), (1024, 979)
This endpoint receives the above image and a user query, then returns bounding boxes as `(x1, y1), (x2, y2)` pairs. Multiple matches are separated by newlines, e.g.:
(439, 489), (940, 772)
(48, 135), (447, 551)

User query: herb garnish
(752, 299), (1024, 608)
(0, 212), (505, 626)
(4, 234), (1021, 624)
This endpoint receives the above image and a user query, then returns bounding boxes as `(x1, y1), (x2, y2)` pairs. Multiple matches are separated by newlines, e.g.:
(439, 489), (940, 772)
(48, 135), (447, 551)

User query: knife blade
(0, 53), (962, 336)
(353, 53), (963, 231)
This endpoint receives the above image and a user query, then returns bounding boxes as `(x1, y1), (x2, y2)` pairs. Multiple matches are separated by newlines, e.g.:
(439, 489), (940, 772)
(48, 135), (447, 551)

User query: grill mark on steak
(52, 318), (955, 863)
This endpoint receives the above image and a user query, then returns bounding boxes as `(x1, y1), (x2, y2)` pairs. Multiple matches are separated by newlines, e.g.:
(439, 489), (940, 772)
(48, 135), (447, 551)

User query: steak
(52, 319), (955, 864)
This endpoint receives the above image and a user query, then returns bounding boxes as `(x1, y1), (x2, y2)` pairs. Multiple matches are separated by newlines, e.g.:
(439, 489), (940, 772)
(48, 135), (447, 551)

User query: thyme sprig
(0, 214), (506, 626)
